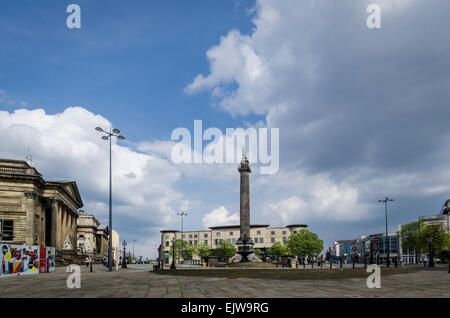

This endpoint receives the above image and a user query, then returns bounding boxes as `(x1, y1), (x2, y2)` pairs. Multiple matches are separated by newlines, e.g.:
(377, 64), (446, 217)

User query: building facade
(0, 159), (83, 252)
(159, 224), (307, 264)
(350, 232), (400, 263)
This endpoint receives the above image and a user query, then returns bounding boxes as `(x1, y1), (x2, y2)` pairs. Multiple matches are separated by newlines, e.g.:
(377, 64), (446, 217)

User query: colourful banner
(1, 244), (55, 277)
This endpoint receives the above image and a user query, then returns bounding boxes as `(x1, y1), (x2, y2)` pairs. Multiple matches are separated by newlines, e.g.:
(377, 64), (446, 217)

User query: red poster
(39, 247), (47, 273)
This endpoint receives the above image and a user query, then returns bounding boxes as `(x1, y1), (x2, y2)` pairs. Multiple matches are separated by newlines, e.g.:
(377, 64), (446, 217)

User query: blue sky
(1, 0), (450, 259)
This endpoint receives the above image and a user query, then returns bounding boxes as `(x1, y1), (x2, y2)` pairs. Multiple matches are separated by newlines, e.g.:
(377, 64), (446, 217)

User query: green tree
(268, 242), (288, 260)
(418, 223), (450, 258)
(254, 248), (264, 260)
(169, 239), (192, 261)
(400, 221), (422, 263)
(195, 243), (212, 262)
(286, 229), (323, 258)
(214, 241), (236, 263)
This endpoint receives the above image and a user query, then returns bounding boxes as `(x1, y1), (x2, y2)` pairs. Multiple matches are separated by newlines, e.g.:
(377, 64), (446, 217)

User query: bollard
(311, 260), (314, 269)
(352, 259), (355, 269)
(303, 259), (305, 269)
(424, 260), (427, 268)
(320, 261), (323, 269)
(340, 258), (343, 269)
(394, 258), (398, 268)
(364, 258), (367, 269)
(330, 259), (332, 269)
(90, 261), (93, 273)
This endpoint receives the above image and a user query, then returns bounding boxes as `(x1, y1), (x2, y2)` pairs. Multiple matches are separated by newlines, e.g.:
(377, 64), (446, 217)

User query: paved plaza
(0, 264), (449, 298)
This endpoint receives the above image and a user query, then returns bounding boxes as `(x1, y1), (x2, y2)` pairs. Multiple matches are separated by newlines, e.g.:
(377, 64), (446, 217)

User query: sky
(1, 0), (450, 259)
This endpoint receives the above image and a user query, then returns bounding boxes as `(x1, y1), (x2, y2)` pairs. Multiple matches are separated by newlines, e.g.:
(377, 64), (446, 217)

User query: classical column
(51, 199), (58, 248)
(24, 192), (37, 245)
(239, 156), (251, 241)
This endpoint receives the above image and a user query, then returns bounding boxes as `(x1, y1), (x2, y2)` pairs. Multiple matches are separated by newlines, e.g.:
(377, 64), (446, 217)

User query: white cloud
(0, 107), (187, 242)
(202, 206), (239, 228)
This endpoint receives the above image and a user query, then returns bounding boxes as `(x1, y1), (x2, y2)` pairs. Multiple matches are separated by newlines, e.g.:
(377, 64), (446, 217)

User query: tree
(400, 221), (422, 263)
(214, 241), (236, 263)
(286, 229), (323, 258)
(268, 242), (288, 260)
(254, 248), (264, 260)
(418, 223), (450, 259)
(195, 243), (211, 262)
(169, 239), (193, 261)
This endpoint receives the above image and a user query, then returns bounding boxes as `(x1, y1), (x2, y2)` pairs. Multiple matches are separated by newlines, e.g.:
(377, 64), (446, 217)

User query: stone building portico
(0, 159), (83, 251)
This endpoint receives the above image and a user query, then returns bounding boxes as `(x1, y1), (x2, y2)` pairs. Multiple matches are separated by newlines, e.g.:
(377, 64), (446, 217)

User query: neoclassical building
(0, 159), (83, 251)
(159, 224), (307, 263)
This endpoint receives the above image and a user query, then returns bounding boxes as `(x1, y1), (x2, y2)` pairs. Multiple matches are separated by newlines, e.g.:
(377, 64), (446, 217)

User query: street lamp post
(96, 126), (125, 272)
(177, 211), (187, 263)
(170, 238), (176, 270)
(122, 240), (127, 269)
(427, 237), (434, 267)
(133, 239), (136, 261)
(379, 197), (394, 268)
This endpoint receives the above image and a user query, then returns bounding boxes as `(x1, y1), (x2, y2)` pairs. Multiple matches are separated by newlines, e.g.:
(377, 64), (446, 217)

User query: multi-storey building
(159, 224), (307, 264)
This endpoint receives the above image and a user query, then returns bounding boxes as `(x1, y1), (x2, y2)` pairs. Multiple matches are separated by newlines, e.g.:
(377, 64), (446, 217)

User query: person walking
(85, 256), (89, 268)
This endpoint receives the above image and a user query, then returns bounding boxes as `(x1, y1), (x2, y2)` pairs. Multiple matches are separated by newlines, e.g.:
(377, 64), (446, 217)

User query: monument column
(236, 154), (254, 262)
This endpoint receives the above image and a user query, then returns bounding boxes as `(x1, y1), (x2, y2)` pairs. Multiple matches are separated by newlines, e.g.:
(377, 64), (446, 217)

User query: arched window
(78, 234), (85, 247)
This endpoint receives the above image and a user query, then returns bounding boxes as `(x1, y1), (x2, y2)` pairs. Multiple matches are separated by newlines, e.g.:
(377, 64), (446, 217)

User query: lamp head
(102, 136), (109, 140)
(112, 128), (120, 134)
(118, 135), (125, 140)
(95, 127), (103, 132)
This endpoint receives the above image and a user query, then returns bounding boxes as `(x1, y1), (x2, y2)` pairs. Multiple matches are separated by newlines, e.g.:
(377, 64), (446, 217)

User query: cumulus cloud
(202, 206), (239, 228)
(0, 106), (186, 257)
(187, 0), (450, 247)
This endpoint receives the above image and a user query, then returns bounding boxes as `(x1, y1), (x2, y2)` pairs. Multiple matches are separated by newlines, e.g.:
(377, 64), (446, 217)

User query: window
(282, 231), (286, 235)
(182, 234), (185, 238)
(271, 237), (275, 243)
(204, 234), (208, 238)
(257, 230), (261, 235)
(227, 238), (231, 243)
(204, 240), (208, 244)
(260, 238), (264, 243)
(194, 234), (197, 238)
(165, 241), (169, 247)
(255, 238), (259, 243)
(219, 239), (223, 243)
(293, 230), (297, 234)
(215, 239), (218, 245)
(0, 220), (13, 241)
(165, 235), (169, 239)
(232, 238), (237, 243)
(217, 232), (221, 237)
(194, 240), (197, 244)
(78, 235), (85, 247)
(189, 240), (192, 245)
(271, 231), (275, 235)
(230, 232), (233, 235)
(189, 234), (192, 238)
(283, 237), (287, 243)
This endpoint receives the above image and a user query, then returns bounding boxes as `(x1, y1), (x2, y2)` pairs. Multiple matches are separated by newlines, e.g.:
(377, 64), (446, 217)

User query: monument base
(236, 238), (254, 263)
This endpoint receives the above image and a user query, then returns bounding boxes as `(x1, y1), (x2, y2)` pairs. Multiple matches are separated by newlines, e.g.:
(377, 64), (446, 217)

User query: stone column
(51, 199), (58, 248)
(239, 157), (251, 241)
(24, 192), (37, 245)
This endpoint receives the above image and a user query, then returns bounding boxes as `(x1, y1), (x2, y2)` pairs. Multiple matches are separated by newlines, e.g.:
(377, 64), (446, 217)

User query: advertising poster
(46, 247), (56, 272)
(39, 246), (47, 273)
(1, 244), (48, 277)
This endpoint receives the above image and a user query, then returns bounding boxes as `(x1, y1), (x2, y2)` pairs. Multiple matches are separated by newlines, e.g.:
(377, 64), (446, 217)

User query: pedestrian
(85, 256), (89, 268)
(89, 256), (93, 272)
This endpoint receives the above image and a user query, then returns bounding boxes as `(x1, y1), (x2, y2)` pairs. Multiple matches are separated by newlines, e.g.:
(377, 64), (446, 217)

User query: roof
(208, 224), (269, 230)
(286, 224), (308, 228)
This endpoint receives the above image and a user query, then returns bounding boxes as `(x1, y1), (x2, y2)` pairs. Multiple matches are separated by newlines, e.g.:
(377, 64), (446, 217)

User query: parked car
(423, 257), (441, 263)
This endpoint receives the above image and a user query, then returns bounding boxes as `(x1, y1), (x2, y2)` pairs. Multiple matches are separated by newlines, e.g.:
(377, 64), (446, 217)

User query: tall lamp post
(96, 126), (125, 272)
(379, 197), (394, 268)
(122, 240), (127, 269)
(133, 239), (136, 261)
(177, 211), (187, 263)
(170, 238), (176, 270)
